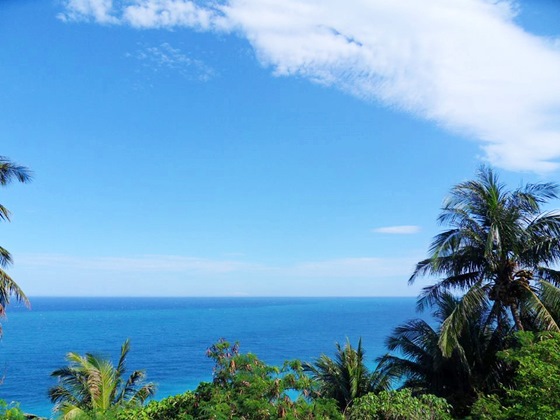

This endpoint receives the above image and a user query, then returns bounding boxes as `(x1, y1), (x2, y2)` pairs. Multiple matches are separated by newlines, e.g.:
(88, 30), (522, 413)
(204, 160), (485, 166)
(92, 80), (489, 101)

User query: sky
(1, 0), (560, 297)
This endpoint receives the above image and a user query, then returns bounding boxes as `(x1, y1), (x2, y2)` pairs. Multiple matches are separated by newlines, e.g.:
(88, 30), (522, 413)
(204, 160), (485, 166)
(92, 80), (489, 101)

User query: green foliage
(501, 332), (560, 418)
(49, 339), (156, 419)
(52, 408), (122, 420)
(346, 389), (452, 420)
(470, 332), (560, 419)
(116, 392), (196, 420)
(0, 399), (26, 420)
(468, 394), (506, 419)
(191, 339), (342, 419)
(378, 292), (509, 416)
(303, 339), (388, 412)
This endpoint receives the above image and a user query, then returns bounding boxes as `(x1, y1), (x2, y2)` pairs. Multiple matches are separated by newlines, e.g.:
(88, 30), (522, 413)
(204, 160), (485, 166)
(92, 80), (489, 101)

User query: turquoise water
(0, 297), (421, 417)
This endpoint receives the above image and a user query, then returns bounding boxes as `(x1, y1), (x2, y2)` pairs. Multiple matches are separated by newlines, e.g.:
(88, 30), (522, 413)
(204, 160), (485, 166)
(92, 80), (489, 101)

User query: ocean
(0, 297), (422, 417)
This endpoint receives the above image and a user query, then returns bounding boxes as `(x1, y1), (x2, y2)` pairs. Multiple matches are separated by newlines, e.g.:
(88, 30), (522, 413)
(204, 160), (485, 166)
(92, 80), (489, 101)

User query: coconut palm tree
(377, 292), (510, 415)
(303, 339), (389, 412)
(0, 156), (32, 318)
(410, 166), (560, 356)
(49, 340), (156, 418)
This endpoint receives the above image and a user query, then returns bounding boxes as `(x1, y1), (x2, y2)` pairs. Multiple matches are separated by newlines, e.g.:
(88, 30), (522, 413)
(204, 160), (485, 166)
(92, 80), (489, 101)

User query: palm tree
(303, 339), (389, 412)
(49, 339), (156, 418)
(0, 156), (32, 319)
(410, 166), (560, 356)
(377, 292), (509, 415)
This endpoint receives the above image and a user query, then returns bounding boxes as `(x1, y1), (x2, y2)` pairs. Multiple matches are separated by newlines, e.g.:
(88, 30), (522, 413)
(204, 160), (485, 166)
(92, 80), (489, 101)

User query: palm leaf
(538, 280), (560, 320)
(538, 267), (560, 288)
(521, 280), (560, 331)
(0, 204), (10, 222)
(438, 283), (488, 357)
(49, 340), (155, 414)
(304, 338), (372, 410)
(0, 157), (32, 185)
(0, 247), (12, 268)
(0, 268), (30, 309)
(416, 272), (481, 312)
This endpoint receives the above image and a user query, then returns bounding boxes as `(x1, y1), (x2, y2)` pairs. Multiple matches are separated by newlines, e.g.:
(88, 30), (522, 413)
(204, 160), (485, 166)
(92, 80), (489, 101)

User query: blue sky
(1, 0), (560, 296)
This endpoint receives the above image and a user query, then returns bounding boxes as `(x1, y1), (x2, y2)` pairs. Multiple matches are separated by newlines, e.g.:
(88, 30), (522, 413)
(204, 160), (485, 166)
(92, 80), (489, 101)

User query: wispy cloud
(58, 0), (560, 172)
(58, 0), (118, 24)
(17, 253), (259, 274)
(127, 42), (216, 81)
(18, 253), (416, 278)
(15, 253), (422, 296)
(122, 0), (227, 30)
(286, 256), (418, 278)
(372, 225), (421, 235)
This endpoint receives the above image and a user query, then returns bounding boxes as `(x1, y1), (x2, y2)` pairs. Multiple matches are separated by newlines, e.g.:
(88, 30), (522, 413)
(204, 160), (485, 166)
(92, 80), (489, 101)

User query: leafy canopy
(471, 332), (560, 419)
(410, 166), (560, 356)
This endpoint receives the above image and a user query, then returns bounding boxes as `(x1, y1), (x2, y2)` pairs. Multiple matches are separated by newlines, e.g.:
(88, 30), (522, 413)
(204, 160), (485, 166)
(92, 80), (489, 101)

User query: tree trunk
(510, 302), (524, 331)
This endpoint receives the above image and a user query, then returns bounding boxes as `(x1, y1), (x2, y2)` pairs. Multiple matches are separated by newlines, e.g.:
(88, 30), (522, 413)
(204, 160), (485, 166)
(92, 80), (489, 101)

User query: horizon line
(20, 295), (418, 299)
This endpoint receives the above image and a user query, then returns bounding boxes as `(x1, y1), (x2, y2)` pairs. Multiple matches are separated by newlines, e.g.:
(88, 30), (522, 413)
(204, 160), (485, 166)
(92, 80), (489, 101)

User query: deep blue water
(0, 297), (422, 417)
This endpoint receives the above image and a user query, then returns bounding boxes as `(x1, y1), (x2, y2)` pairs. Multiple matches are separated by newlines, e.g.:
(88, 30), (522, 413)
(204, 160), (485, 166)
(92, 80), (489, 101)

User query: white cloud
(122, 0), (226, 30)
(129, 42), (216, 81)
(58, 0), (560, 172)
(58, 0), (118, 24)
(373, 225), (421, 234)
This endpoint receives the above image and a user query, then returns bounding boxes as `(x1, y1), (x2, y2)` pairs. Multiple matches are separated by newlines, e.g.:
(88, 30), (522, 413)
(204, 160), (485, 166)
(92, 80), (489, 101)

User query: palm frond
(49, 340), (155, 414)
(304, 338), (372, 410)
(0, 204), (10, 222)
(118, 370), (156, 405)
(439, 283), (488, 357)
(416, 272), (481, 312)
(538, 280), (560, 321)
(0, 157), (32, 185)
(522, 280), (560, 331)
(0, 268), (29, 309)
(0, 247), (12, 268)
(538, 267), (560, 287)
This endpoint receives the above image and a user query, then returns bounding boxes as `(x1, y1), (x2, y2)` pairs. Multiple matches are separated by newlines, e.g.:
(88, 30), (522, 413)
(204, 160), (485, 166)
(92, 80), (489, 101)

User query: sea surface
(0, 297), (424, 417)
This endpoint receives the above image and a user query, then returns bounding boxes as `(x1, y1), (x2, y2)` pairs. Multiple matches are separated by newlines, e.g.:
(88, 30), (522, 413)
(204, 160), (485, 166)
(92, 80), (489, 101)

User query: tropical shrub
(116, 392), (196, 420)
(470, 332), (560, 419)
(303, 339), (389, 412)
(49, 339), (156, 419)
(0, 399), (26, 420)
(191, 339), (342, 419)
(468, 394), (506, 419)
(346, 389), (452, 420)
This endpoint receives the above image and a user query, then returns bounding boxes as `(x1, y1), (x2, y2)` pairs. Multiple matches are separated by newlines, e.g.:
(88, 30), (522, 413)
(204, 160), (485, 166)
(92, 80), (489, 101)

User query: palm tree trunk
(510, 302), (524, 331)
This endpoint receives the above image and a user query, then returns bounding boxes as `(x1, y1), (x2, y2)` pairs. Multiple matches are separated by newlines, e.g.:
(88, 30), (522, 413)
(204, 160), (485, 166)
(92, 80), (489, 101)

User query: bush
(116, 392), (196, 420)
(0, 400), (26, 420)
(347, 389), (452, 420)
(116, 340), (342, 420)
(469, 332), (560, 419)
(468, 394), (506, 419)
(192, 339), (342, 419)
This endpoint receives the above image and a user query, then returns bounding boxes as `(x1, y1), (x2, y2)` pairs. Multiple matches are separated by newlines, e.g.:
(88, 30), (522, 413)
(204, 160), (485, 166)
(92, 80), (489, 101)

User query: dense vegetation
(4, 165), (560, 419)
